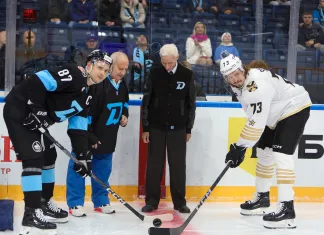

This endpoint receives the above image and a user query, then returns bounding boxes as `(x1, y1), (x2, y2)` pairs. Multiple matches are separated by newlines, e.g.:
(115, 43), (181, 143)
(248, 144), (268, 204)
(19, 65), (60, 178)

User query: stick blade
(144, 213), (174, 222)
(148, 227), (172, 235)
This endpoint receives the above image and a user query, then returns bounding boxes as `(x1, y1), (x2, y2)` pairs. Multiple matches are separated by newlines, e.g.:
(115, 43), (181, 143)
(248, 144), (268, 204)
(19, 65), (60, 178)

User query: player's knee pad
(256, 147), (275, 179)
(21, 159), (43, 192)
(43, 143), (57, 167)
(273, 152), (295, 185)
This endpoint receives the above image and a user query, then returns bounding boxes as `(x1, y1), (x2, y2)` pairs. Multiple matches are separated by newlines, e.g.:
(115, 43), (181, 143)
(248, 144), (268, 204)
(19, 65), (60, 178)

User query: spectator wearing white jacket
(120, 0), (146, 28)
(186, 22), (213, 66)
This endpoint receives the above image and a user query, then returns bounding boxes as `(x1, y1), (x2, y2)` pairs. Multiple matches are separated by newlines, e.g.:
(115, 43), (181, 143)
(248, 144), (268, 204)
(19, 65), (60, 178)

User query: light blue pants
(66, 153), (113, 208)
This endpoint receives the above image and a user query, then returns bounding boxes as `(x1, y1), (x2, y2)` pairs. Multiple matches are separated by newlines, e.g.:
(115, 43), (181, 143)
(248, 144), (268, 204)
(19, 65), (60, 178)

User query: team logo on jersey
(176, 82), (185, 90)
(78, 66), (87, 77)
(248, 119), (256, 126)
(247, 81), (258, 92)
(32, 141), (42, 152)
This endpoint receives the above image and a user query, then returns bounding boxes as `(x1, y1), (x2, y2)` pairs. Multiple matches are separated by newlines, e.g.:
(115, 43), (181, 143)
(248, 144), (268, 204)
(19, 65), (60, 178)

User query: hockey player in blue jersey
(3, 49), (112, 235)
(66, 52), (130, 216)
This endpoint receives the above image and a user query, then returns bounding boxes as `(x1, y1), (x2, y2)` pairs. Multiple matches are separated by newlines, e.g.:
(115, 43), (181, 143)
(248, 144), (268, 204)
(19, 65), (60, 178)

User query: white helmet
(220, 53), (243, 77)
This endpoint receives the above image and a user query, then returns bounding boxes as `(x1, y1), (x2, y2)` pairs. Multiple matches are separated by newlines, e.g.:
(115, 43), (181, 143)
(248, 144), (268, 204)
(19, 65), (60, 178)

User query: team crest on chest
(247, 81), (258, 92)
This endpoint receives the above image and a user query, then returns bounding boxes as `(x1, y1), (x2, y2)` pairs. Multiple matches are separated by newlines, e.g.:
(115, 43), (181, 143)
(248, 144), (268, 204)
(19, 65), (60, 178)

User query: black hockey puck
(153, 218), (162, 228)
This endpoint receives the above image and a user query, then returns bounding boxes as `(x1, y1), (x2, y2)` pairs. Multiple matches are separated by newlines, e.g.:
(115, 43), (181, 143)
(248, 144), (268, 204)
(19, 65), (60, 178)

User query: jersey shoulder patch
(246, 80), (258, 92)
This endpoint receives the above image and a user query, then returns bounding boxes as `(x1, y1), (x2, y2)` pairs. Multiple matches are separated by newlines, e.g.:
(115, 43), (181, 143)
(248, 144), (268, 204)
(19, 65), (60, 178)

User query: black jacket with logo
(141, 63), (196, 133)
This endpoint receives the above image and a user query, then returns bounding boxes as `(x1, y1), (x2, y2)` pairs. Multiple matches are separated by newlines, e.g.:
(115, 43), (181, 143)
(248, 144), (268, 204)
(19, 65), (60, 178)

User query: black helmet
(86, 49), (113, 65)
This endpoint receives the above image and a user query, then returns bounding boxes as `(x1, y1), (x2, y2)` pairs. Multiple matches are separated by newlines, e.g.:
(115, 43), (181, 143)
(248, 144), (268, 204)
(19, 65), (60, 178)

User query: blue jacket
(214, 44), (239, 62)
(312, 8), (324, 27)
(69, 0), (96, 22)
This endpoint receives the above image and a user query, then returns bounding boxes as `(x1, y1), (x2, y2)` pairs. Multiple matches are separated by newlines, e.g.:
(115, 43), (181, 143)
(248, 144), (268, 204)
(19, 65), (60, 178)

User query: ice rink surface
(3, 201), (324, 235)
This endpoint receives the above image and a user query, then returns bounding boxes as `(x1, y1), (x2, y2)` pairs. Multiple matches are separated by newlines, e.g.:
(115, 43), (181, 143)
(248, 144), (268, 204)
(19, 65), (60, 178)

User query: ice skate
(19, 208), (57, 235)
(263, 200), (296, 229)
(240, 192), (270, 216)
(41, 198), (68, 223)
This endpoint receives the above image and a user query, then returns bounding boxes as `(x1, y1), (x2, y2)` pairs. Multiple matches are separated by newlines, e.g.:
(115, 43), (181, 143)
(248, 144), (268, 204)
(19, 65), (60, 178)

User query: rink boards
(0, 99), (323, 202)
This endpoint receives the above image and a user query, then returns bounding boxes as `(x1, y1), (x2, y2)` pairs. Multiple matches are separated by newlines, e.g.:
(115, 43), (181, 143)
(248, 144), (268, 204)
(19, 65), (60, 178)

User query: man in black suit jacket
(141, 44), (196, 213)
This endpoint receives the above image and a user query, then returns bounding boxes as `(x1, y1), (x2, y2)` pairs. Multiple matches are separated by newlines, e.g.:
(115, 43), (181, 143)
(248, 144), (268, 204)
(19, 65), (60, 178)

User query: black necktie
(169, 71), (173, 75)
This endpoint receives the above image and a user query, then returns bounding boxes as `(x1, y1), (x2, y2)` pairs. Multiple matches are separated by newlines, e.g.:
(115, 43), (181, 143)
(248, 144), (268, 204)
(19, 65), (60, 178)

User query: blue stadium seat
(152, 28), (177, 43)
(265, 18), (287, 32)
(99, 42), (127, 55)
(262, 32), (275, 49)
(274, 5), (290, 18)
(264, 49), (288, 67)
(170, 15), (193, 29)
(147, 12), (168, 28)
(276, 33), (289, 49)
(236, 3), (253, 16)
(163, 2), (183, 13)
(296, 71), (307, 85)
(194, 14), (218, 31)
(218, 14), (240, 29)
(240, 48), (255, 64)
(263, 4), (274, 17)
(45, 22), (68, 42)
(297, 50), (317, 69)
(47, 44), (70, 55)
(98, 26), (122, 43)
(71, 23), (98, 42)
(123, 28), (147, 44)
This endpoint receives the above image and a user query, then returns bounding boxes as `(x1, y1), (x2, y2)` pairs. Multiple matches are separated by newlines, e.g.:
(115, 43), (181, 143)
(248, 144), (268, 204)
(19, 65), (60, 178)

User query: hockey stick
(148, 160), (232, 235)
(39, 127), (173, 222)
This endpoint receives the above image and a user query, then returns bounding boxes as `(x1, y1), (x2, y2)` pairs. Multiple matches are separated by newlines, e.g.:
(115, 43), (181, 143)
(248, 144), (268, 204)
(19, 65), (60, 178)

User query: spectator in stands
(16, 30), (46, 84)
(181, 61), (207, 100)
(97, 0), (122, 26)
(297, 12), (324, 54)
(269, 0), (291, 5)
(215, 0), (236, 15)
(0, 28), (5, 90)
(131, 35), (152, 92)
(312, 0), (324, 27)
(39, 0), (71, 24)
(186, 22), (213, 66)
(186, 0), (219, 17)
(120, 0), (146, 28)
(214, 32), (239, 65)
(68, 0), (96, 26)
(64, 33), (99, 65)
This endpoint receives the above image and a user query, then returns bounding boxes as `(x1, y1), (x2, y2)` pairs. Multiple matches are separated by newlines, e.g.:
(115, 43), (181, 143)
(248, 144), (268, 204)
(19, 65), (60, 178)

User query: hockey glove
(22, 107), (54, 131)
(225, 143), (246, 168)
(74, 151), (92, 178)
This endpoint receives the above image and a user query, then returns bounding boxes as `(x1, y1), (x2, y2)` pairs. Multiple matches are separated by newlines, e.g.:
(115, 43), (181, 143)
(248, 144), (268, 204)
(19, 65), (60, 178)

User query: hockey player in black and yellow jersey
(66, 52), (130, 216)
(3, 49), (112, 235)
(220, 53), (311, 229)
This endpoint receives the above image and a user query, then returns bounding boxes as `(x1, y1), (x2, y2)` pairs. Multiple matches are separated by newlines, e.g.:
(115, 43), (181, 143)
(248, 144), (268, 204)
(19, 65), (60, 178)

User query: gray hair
(110, 51), (129, 64)
(159, 44), (179, 57)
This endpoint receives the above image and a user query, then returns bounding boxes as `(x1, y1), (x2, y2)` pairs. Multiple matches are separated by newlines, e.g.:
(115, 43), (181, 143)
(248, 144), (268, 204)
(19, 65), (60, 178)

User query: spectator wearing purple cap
(64, 33), (99, 65)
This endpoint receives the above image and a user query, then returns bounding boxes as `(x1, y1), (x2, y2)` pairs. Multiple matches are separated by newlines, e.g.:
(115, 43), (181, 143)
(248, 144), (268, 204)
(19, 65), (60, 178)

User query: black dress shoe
(141, 205), (158, 212)
(174, 205), (190, 213)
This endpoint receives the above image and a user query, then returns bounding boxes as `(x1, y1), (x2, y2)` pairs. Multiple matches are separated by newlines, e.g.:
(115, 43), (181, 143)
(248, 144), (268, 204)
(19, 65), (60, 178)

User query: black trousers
(257, 107), (310, 154)
(145, 127), (187, 207)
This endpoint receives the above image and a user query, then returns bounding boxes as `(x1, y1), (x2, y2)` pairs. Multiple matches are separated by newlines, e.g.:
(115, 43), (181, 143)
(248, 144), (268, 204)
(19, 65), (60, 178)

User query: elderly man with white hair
(141, 44), (196, 213)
